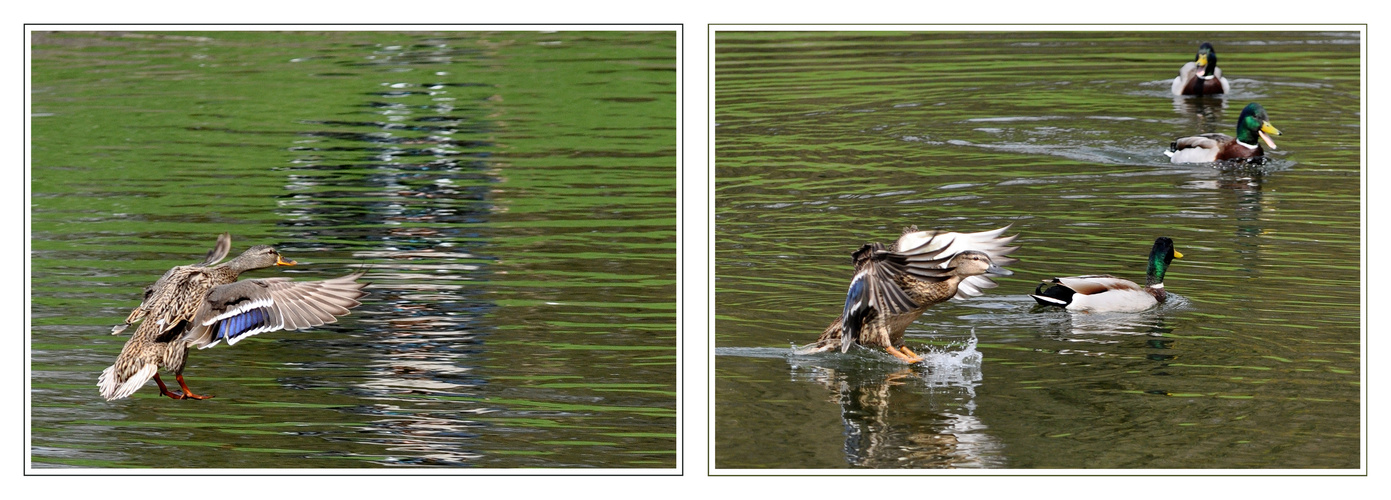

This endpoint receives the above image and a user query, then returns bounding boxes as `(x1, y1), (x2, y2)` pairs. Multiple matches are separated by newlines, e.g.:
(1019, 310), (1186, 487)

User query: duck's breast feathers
(182, 272), (369, 349)
(1180, 75), (1229, 96)
(1217, 140), (1263, 161)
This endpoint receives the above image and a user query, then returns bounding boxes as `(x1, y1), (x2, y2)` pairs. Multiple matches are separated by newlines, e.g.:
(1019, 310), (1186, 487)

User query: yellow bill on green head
(1259, 121), (1281, 150)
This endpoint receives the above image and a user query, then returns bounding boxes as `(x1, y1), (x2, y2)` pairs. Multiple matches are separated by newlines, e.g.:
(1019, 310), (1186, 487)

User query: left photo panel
(28, 27), (679, 471)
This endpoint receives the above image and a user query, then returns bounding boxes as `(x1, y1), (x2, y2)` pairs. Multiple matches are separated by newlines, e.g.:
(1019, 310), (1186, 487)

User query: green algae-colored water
(31, 30), (676, 468)
(714, 31), (1360, 469)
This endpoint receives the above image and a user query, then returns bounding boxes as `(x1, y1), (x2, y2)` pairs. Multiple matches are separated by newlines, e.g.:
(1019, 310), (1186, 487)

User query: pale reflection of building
(276, 39), (505, 466)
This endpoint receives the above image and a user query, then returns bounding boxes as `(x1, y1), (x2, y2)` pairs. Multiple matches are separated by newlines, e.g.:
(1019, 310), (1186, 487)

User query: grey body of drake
(1031, 237), (1182, 313)
(1172, 42), (1231, 96)
(806, 225), (1019, 363)
(1166, 103), (1282, 164)
(99, 233), (368, 401)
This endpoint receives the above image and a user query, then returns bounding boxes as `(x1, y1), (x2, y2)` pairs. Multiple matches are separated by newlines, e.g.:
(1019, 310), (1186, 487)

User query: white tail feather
(98, 363), (158, 401)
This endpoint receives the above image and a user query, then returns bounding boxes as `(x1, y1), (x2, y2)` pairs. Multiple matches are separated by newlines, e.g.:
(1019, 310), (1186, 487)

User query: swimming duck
(1030, 237), (1182, 313)
(806, 225), (1018, 363)
(1165, 102), (1281, 163)
(1171, 42), (1230, 96)
(99, 234), (368, 401)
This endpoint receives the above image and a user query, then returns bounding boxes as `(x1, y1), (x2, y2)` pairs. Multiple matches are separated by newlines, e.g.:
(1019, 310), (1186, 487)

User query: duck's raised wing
(182, 272), (368, 349)
(895, 225), (1020, 299)
(199, 233), (233, 267)
(839, 242), (942, 352)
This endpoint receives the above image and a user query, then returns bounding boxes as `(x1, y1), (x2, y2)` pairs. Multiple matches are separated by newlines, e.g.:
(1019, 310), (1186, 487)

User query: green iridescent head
(1235, 103), (1282, 150)
(1146, 237), (1182, 286)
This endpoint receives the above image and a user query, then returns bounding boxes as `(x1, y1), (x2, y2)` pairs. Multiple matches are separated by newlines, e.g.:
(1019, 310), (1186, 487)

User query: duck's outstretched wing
(895, 225), (1020, 299)
(181, 272), (369, 349)
(839, 243), (922, 353)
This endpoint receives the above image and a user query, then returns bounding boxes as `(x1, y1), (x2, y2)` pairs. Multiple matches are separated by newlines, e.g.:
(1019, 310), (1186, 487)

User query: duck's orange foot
(885, 346), (924, 364)
(174, 373), (214, 400)
(154, 374), (184, 399)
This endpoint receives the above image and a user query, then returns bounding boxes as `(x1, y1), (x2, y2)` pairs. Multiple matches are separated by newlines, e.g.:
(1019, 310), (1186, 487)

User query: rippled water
(714, 31), (1361, 469)
(30, 30), (676, 468)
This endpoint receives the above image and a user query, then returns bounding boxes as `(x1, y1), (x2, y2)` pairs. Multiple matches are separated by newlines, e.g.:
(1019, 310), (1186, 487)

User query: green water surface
(714, 31), (1360, 469)
(31, 30), (676, 468)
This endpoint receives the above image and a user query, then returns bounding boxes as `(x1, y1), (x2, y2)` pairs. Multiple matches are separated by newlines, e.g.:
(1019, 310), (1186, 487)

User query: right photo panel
(713, 28), (1362, 470)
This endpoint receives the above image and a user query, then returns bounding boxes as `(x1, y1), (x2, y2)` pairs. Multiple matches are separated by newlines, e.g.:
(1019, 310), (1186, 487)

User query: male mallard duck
(1030, 237), (1182, 313)
(1171, 42), (1231, 96)
(98, 233), (368, 401)
(1165, 102), (1281, 163)
(806, 225), (1018, 363)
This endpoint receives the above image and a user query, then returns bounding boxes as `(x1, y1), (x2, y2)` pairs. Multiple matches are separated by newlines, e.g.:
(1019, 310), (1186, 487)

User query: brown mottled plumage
(803, 226), (1018, 363)
(98, 234), (367, 401)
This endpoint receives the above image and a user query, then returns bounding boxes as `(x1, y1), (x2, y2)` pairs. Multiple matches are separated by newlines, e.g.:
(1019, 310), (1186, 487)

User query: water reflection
(1170, 95), (1230, 133)
(280, 40), (503, 466)
(783, 335), (1005, 468)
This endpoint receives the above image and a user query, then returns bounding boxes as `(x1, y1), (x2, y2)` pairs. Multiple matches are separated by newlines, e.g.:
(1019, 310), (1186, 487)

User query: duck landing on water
(802, 225), (1018, 363)
(99, 233), (368, 401)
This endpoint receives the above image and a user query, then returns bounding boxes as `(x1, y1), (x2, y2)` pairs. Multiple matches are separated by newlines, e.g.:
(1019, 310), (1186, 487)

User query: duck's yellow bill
(1173, 250), (1184, 259)
(276, 256), (297, 266)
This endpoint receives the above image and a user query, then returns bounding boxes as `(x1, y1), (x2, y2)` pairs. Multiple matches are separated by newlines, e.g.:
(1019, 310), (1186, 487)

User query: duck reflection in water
(790, 336), (1005, 468)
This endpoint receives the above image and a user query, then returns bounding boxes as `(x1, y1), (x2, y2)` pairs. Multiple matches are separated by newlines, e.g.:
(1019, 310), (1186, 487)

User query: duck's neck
(929, 275), (966, 304)
(1144, 252), (1170, 289)
(217, 256), (271, 277)
(1235, 124), (1261, 148)
(1146, 282), (1169, 302)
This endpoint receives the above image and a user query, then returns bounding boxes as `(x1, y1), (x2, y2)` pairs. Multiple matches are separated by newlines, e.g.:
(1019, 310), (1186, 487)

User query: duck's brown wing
(838, 243), (926, 352)
(181, 272), (368, 349)
(1054, 275), (1143, 294)
(1172, 133), (1230, 151)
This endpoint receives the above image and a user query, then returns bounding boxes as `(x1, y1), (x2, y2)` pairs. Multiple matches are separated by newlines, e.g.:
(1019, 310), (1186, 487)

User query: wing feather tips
(98, 363), (158, 401)
(190, 271), (368, 348)
(839, 273), (869, 353)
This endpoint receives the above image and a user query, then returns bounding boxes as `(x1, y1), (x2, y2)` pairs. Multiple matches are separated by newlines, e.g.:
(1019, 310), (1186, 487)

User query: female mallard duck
(99, 233), (368, 401)
(1171, 42), (1230, 96)
(805, 225), (1018, 363)
(1030, 237), (1182, 313)
(1165, 102), (1281, 163)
